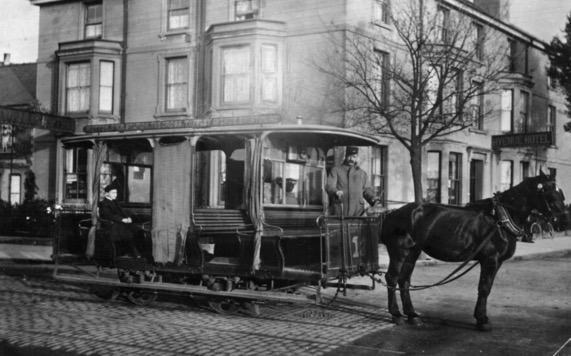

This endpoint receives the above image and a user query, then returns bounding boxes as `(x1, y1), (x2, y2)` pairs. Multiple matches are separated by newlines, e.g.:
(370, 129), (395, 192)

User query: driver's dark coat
(326, 163), (376, 216)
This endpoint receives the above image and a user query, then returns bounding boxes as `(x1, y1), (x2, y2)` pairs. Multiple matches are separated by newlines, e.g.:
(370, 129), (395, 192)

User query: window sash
(168, 0), (189, 30)
(99, 61), (114, 113)
(85, 3), (103, 39)
(66, 63), (91, 113)
(261, 45), (278, 102)
(500, 160), (513, 191)
(10, 174), (21, 205)
(222, 46), (251, 103)
(501, 89), (513, 132)
(517, 91), (530, 133)
(166, 57), (188, 111)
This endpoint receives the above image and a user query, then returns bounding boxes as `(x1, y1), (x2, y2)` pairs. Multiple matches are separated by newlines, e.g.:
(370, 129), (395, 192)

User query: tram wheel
(127, 291), (158, 306)
(92, 287), (120, 301)
(208, 299), (240, 315)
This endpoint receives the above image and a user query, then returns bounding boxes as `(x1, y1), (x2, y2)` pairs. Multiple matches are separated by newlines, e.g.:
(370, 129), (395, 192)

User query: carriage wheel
(530, 222), (541, 240)
(544, 223), (554, 239)
(92, 287), (120, 301)
(127, 290), (158, 306)
(208, 299), (241, 315)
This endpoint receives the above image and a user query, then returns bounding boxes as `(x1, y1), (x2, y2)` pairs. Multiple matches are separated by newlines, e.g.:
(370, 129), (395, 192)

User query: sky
(0, 0), (570, 64)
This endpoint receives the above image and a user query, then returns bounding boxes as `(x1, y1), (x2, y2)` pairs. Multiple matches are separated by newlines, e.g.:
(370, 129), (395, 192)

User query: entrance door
(469, 159), (483, 203)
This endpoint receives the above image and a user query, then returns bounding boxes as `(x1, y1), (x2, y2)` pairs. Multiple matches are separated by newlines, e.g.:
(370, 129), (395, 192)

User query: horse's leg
(399, 248), (422, 325)
(474, 258), (501, 332)
(385, 246), (407, 325)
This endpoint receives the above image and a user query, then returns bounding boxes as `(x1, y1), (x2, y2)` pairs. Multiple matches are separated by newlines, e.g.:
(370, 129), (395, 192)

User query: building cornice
(440, 0), (548, 50)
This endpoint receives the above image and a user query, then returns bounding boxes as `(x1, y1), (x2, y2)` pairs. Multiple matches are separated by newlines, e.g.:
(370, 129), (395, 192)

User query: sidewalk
(378, 229), (571, 268)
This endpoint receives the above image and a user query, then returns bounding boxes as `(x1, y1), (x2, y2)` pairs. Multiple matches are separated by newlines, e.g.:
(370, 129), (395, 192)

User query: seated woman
(99, 183), (141, 258)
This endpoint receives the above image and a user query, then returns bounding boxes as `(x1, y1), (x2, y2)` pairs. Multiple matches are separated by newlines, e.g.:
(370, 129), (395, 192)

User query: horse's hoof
(392, 316), (406, 325)
(408, 317), (423, 326)
(477, 322), (493, 332)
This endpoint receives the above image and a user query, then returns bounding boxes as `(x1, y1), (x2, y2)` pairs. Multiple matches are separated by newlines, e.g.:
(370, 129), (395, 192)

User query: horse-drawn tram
(52, 123), (383, 313)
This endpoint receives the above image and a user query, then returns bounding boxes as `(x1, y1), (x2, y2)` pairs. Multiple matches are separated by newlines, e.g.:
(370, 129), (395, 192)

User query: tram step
(323, 281), (374, 291)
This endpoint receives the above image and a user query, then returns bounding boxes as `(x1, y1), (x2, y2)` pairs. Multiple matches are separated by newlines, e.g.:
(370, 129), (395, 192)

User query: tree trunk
(410, 143), (423, 203)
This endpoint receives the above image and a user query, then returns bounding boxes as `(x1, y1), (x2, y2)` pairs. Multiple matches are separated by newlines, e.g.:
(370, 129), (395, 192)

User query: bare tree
(316, 0), (509, 202)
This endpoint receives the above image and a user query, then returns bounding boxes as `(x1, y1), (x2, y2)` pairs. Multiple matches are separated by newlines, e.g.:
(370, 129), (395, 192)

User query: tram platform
(0, 231), (570, 266)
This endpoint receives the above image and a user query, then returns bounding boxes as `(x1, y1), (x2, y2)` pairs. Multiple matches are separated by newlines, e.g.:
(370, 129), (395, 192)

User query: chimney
(2, 53), (10, 66)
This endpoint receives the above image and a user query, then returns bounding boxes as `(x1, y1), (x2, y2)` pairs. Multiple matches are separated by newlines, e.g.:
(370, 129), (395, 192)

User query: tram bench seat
(192, 209), (254, 234)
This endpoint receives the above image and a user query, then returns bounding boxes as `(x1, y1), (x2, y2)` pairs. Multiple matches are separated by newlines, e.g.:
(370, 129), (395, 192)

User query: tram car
(52, 123), (384, 312)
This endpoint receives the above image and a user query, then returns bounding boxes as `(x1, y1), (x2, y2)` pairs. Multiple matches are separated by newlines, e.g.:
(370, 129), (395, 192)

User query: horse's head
(524, 171), (566, 223)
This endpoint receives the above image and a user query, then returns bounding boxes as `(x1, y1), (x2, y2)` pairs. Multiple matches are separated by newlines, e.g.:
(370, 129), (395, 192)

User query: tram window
(195, 148), (245, 209)
(64, 147), (88, 200)
(99, 144), (153, 203)
(263, 143), (324, 207)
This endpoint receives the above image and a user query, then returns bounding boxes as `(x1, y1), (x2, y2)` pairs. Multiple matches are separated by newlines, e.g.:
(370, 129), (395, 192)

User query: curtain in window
(67, 63), (90, 112)
(245, 138), (263, 271)
(86, 141), (107, 259)
(152, 139), (191, 263)
(166, 58), (188, 111)
(99, 61), (114, 112)
(261, 45), (277, 102)
(223, 46), (250, 103)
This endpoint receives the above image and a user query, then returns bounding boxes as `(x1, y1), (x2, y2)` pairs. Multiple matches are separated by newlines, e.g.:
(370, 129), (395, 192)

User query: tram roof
(61, 123), (382, 147)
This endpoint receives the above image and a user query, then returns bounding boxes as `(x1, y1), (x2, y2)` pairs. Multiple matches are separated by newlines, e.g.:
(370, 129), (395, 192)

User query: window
(99, 61), (114, 113)
(472, 23), (484, 60)
(501, 89), (513, 133)
(235, 0), (260, 20)
(469, 159), (483, 203)
(10, 174), (21, 205)
(263, 136), (325, 207)
(548, 105), (556, 145)
(64, 147), (88, 200)
(374, 50), (391, 106)
(427, 151), (441, 203)
(166, 57), (188, 112)
(66, 62), (91, 113)
(470, 82), (484, 130)
(373, 0), (390, 25)
(500, 160), (513, 192)
(167, 0), (189, 31)
(444, 69), (462, 116)
(517, 91), (530, 133)
(370, 146), (387, 206)
(84, 2), (103, 39)
(222, 46), (251, 104)
(507, 38), (516, 72)
(520, 161), (530, 181)
(437, 7), (450, 43)
(261, 45), (278, 102)
(448, 153), (461, 205)
(100, 143), (153, 203)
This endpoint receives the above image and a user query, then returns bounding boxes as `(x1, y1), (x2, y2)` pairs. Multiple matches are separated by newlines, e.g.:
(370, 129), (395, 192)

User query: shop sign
(491, 132), (553, 149)
(83, 114), (281, 134)
(0, 106), (75, 133)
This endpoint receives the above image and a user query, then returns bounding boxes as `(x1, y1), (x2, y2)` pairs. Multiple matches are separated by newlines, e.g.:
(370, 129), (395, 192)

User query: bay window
(99, 61), (114, 113)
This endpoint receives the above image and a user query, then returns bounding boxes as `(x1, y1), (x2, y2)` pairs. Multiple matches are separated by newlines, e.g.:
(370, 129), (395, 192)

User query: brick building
(28, 0), (569, 207)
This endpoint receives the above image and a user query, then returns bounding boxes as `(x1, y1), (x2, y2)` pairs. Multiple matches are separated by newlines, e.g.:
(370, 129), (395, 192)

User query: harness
(492, 196), (524, 237)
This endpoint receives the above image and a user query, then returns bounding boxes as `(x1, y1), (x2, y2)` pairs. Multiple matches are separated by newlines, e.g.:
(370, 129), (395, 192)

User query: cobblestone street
(0, 273), (396, 356)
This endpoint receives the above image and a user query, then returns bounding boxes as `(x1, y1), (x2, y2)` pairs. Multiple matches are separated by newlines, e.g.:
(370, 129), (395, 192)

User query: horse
(380, 172), (566, 331)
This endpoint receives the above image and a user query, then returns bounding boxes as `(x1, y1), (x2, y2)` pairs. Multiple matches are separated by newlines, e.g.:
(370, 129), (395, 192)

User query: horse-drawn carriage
(51, 122), (566, 330)
(52, 124), (385, 312)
